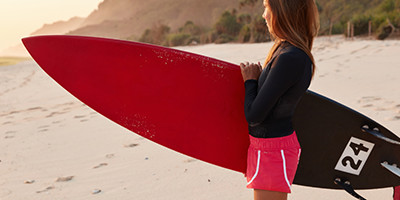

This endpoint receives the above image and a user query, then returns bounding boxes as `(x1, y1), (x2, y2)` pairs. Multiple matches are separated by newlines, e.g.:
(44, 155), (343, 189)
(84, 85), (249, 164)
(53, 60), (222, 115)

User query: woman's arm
(243, 52), (307, 125)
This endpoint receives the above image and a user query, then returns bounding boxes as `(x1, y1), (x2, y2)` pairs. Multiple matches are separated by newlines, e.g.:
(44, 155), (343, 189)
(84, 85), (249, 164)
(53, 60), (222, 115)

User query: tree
(139, 24), (170, 45)
(215, 10), (243, 37)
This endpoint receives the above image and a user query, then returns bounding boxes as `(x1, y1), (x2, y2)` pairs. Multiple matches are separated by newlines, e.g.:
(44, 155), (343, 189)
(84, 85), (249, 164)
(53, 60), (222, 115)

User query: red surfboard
(23, 35), (250, 173)
(23, 36), (400, 197)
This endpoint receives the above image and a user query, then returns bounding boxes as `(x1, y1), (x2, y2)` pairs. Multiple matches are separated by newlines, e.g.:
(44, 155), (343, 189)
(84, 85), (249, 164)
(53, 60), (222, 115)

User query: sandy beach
(1, 35), (400, 199)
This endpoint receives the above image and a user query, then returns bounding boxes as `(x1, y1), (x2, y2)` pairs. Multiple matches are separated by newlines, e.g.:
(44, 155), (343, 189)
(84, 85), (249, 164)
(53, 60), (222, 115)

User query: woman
(240, 0), (319, 199)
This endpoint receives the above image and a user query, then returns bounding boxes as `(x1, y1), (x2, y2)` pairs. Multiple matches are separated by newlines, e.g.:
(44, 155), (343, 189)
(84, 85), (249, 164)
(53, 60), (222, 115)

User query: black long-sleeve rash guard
(244, 42), (312, 138)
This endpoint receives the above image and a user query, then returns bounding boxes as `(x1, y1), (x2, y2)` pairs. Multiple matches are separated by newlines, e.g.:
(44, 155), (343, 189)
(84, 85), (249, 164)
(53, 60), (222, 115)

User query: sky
(0, 0), (103, 54)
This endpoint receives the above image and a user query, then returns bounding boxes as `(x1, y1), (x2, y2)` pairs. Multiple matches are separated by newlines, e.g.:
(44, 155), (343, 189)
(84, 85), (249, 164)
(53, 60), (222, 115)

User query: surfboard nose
(22, 35), (50, 52)
(22, 36), (38, 58)
(22, 35), (57, 64)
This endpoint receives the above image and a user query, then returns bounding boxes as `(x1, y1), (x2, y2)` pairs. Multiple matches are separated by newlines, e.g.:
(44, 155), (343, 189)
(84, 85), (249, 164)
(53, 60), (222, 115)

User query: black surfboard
(293, 90), (400, 193)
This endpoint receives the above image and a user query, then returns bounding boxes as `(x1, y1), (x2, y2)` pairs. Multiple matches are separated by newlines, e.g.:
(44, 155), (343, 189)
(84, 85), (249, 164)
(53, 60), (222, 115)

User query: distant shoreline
(0, 56), (32, 67)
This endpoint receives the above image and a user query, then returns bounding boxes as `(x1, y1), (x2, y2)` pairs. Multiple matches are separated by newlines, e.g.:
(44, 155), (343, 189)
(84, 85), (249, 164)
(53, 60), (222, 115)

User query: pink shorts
(246, 132), (301, 193)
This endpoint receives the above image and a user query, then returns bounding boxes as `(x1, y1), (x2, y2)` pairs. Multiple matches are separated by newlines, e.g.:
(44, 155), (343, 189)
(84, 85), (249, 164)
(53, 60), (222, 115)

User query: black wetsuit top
(244, 41), (312, 138)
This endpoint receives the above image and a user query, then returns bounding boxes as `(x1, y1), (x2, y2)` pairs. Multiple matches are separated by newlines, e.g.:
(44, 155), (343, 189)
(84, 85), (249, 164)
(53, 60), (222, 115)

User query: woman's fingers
(240, 62), (262, 82)
(240, 62), (261, 72)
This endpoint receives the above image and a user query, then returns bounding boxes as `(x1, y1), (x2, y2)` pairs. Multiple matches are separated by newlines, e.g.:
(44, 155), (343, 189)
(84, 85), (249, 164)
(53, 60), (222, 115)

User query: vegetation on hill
(135, 0), (269, 46)
(31, 0), (400, 47)
(318, 0), (400, 39)
(135, 0), (400, 46)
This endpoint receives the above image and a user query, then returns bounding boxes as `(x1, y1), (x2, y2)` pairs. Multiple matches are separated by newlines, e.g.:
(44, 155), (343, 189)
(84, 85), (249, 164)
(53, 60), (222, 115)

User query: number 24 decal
(335, 137), (374, 176)
(341, 142), (369, 169)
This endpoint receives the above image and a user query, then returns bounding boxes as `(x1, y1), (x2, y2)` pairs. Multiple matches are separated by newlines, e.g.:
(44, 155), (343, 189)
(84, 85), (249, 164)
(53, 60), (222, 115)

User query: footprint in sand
(105, 154), (115, 159)
(357, 96), (383, 108)
(38, 125), (50, 129)
(362, 104), (374, 108)
(92, 189), (102, 194)
(93, 163), (108, 169)
(73, 115), (89, 122)
(350, 50), (358, 55)
(360, 97), (400, 121)
(90, 112), (98, 119)
(385, 116), (400, 121)
(373, 106), (392, 111)
(4, 135), (14, 139)
(5, 131), (16, 134)
(4, 131), (15, 139)
(56, 176), (74, 182)
(27, 107), (44, 112)
(24, 180), (35, 184)
(124, 143), (139, 148)
(61, 102), (75, 106)
(318, 73), (329, 78)
(184, 159), (197, 163)
(46, 111), (67, 118)
(359, 96), (382, 102)
(350, 45), (371, 55)
(74, 115), (86, 119)
(393, 116), (400, 120)
(0, 111), (17, 118)
(36, 186), (55, 194)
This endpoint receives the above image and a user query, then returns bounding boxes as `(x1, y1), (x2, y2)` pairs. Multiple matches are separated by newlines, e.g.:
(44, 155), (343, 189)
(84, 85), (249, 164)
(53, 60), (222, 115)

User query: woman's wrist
(243, 76), (259, 82)
(244, 79), (258, 86)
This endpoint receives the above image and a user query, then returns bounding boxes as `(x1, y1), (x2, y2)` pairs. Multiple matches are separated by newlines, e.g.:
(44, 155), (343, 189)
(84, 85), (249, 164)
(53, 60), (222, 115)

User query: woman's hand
(240, 62), (262, 82)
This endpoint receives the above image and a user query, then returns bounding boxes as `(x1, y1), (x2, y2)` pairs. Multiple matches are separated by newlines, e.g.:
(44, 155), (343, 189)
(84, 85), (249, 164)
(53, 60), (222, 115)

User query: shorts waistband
(249, 131), (300, 150)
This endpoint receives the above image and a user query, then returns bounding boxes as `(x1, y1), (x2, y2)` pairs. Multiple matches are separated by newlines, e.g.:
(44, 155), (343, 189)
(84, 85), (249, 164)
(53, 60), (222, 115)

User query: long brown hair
(264, 0), (319, 78)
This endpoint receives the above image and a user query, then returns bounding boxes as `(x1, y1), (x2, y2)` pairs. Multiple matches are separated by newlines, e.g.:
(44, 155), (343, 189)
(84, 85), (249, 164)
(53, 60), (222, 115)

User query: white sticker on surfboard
(335, 137), (374, 176)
